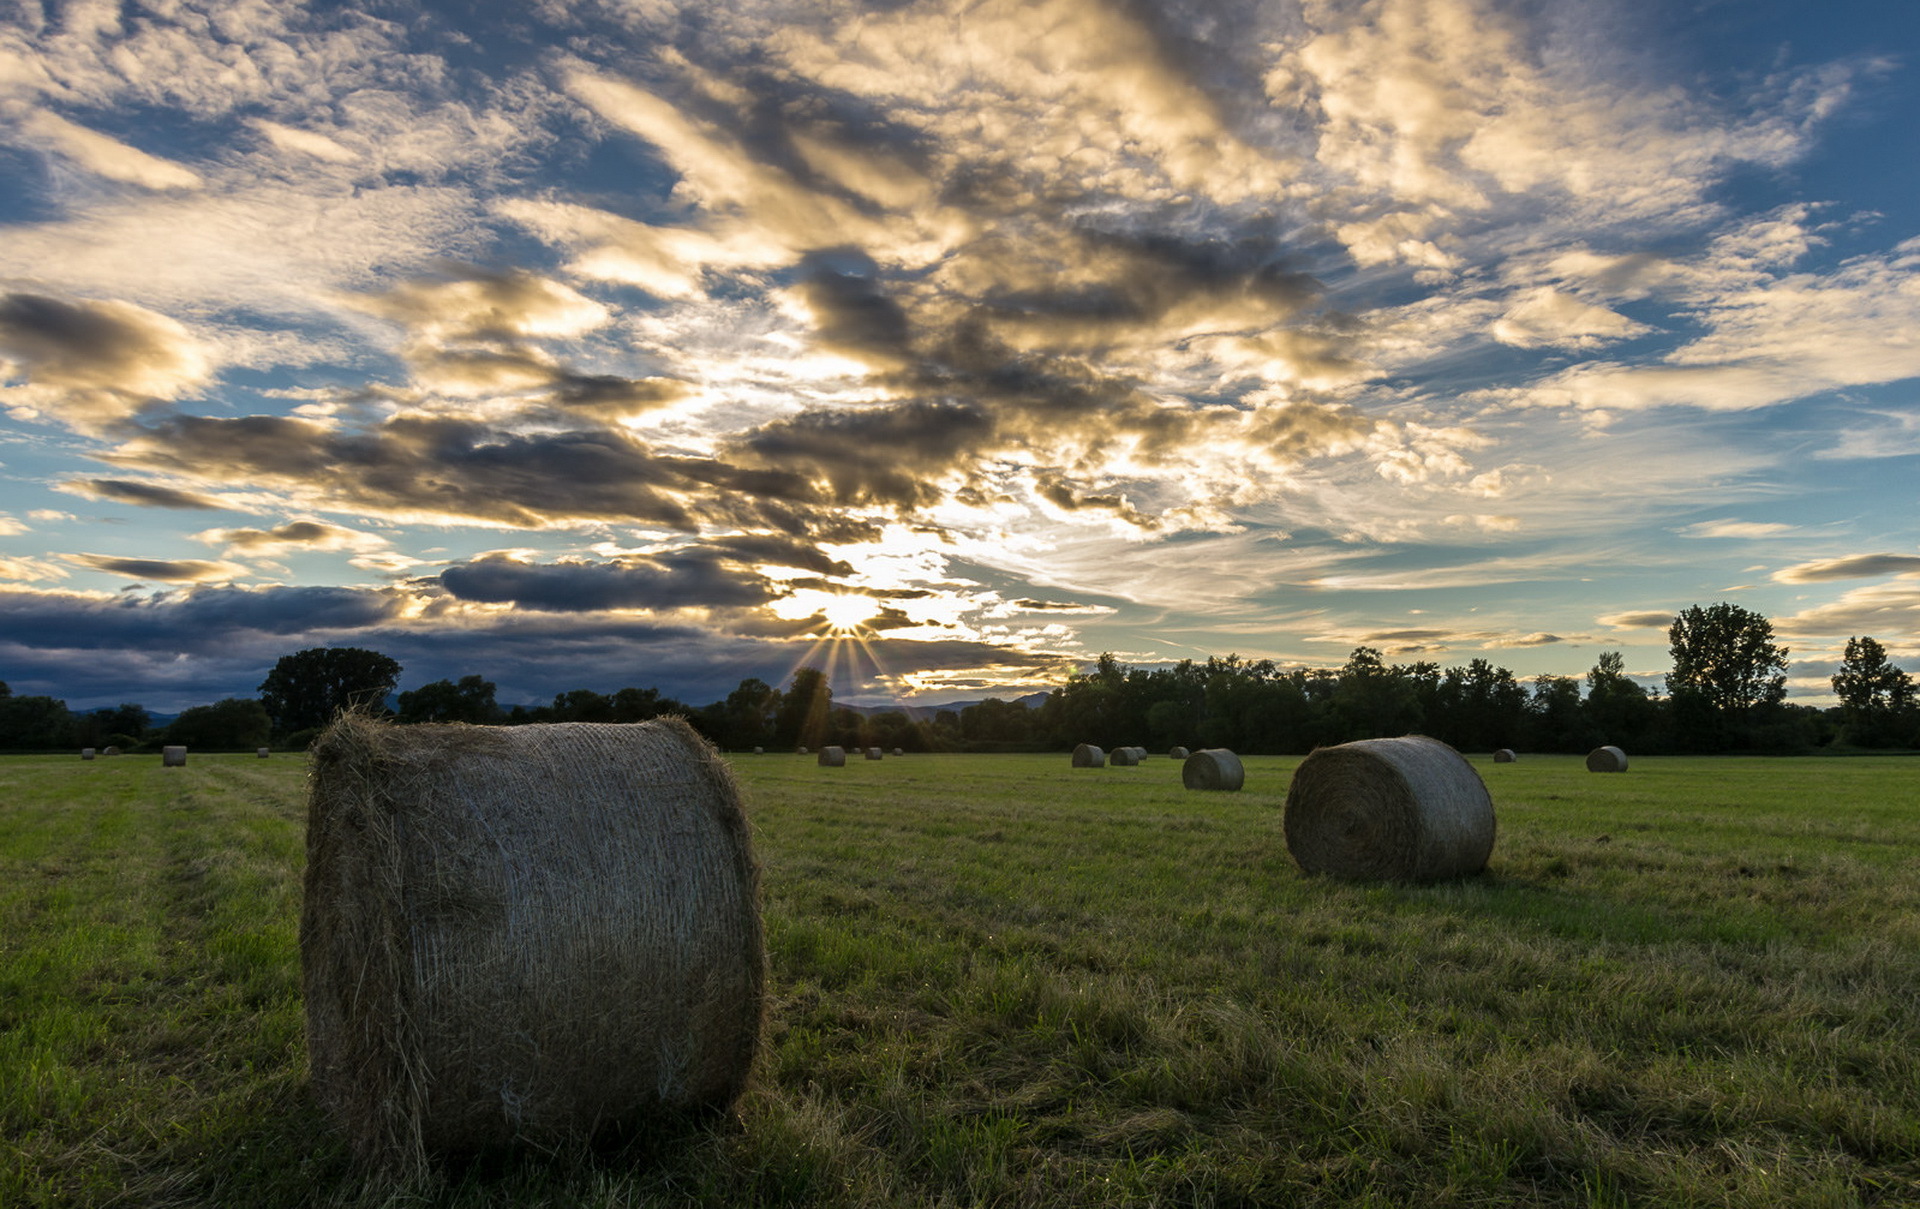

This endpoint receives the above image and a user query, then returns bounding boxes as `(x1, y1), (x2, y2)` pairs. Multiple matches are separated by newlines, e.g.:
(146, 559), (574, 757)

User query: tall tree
(257, 646), (403, 734)
(1831, 636), (1917, 748)
(774, 667), (832, 748)
(396, 675), (499, 724)
(1666, 604), (1789, 749)
(165, 698), (272, 750)
(1584, 651), (1653, 749)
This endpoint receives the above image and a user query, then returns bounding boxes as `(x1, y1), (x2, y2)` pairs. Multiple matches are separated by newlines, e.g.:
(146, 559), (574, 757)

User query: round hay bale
(1283, 735), (1495, 881)
(752, 746), (764, 755)
(796, 746), (809, 755)
(1110, 746), (1139, 767)
(865, 746), (883, 761)
(818, 745), (846, 767)
(1071, 743), (1105, 768)
(1493, 748), (1516, 763)
(1169, 746), (1190, 760)
(162, 745), (187, 767)
(892, 747), (903, 756)
(1586, 745), (1628, 772)
(103, 745), (121, 756)
(258, 747), (273, 759)
(1182, 748), (1243, 791)
(81, 747), (97, 760)
(301, 715), (763, 1173)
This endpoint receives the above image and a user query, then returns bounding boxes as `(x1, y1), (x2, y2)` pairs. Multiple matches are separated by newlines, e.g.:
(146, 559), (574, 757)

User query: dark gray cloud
(439, 551), (779, 611)
(65, 477), (224, 509)
(0, 292), (207, 430)
(215, 521), (350, 549)
(1775, 554), (1920, 583)
(796, 247), (912, 365)
(0, 585), (405, 651)
(731, 399), (996, 508)
(65, 553), (234, 582)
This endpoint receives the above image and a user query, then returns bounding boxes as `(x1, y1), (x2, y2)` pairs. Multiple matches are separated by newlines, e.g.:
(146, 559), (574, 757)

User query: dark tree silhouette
(258, 647), (402, 734)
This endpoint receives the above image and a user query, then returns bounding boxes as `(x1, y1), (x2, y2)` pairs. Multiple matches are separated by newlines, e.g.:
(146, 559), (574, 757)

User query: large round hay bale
(1586, 745), (1628, 772)
(81, 747), (97, 760)
(1283, 735), (1495, 881)
(1182, 748), (1243, 791)
(301, 715), (764, 1172)
(1071, 743), (1105, 768)
(258, 747), (272, 759)
(1169, 745), (1190, 760)
(1110, 746), (1140, 767)
(818, 745), (846, 767)
(162, 745), (187, 767)
(865, 746), (883, 761)
(1493, 748), (1516, 763)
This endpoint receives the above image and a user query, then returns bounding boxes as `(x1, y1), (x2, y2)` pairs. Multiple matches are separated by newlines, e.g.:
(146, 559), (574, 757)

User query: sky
(1, 0), (1918, 714)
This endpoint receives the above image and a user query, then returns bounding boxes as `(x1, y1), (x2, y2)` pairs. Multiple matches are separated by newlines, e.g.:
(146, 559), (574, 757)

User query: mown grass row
(2, 751), (1917, 1206)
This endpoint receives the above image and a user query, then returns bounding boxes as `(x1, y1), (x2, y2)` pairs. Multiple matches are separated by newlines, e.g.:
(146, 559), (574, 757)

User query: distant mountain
(843, 691), (1050, 719)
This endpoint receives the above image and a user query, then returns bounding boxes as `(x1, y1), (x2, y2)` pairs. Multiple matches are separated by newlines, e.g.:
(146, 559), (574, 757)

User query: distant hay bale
(162, 746), (187, 767)
(1110, 746), (1140, 767)
(103, 745), (121, 756)
(301, 715), (764, 1174)
(81, 747), (96, 760)
(1283, 735), (1495, 881)
(1071, 743), (1106, 768)
(1586, 745), (1628, 773)
(1181, 749), (1243, 791)
(865, 747), (883, 760)
(892, 747), (903, 756)
(1493, 748), (1516, 763)
(1169, 746), (1190, 760)
(796, 746), (809, 755)
(818, 745), (846, 767)
(258, 747), (272, 759)
(752, 746), (764, 755)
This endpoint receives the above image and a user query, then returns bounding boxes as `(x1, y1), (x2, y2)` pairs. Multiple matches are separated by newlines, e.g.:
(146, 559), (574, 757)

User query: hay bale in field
(818, 745), (846, 766)
(1071, 743), (1105, 768)
(1110, 746), (1140, 767)
(796, 746), (809, 755)
(892, 747), (903, 757)
(865, 746), (883, 760)
(103, 745), (121, 756)
(81, 747), (96, 760)
(301, 714), (763, 1174)
(1493, 748), (1516, 763)
(258, 747), (272, 759)
(1283, 735), (1495, 881)
(162, 745), (187, 767)
(1169, 746), (1190, 760)
(1182, 748), (1243, 791)
(1586, 745), (1628, 772)
(752, 746), (764, 755)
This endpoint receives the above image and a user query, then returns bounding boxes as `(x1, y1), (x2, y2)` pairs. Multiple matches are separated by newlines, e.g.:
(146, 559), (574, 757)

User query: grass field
(2, 749), (1917, 1207)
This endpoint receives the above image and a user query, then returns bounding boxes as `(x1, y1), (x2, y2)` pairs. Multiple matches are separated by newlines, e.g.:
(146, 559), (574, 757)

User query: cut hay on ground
(162, 746), (186, 767)
(1587, 745), (1629, 772)
(1283, 735), (1495, 881)
(1493, 748), (1516, 763)
(1182, 749), (1243, 791)
(1071, 743), (1106, 768)
(818, 745), (846, 767)
(301, 715), (764, 1174)
(1169, 746), (1190, 760)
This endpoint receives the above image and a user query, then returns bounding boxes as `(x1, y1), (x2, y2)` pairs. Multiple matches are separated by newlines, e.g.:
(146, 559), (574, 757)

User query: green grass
(2, 750), (1917, 1206)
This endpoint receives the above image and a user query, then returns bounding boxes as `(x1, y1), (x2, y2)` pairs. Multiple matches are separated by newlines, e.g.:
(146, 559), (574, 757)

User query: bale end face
(161, 745), (187, 767)
(1283, 735), (1494, 881)
(1169, 746), (1190, 760)
(1492, 748), (1516, 763)
(81, 748), (97, 760)
(1586, 745), (1628, 772)
(300, 715), (765, 1173)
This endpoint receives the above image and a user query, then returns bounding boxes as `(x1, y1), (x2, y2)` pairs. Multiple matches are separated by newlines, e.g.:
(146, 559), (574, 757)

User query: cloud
(439, 550), (780, 612)
(196, 520), (390, 559)
(1778, 580), (1920, 643)
(0, 293), (210, 431)
(1774, 554), (1920, 584)
(60, 478), (224, 510)
(19, 110), (204, 189)
(0, 555), (68, 583)
(1599, 610), (1678, 630)
(65, 553), (244, 583)
(1490, 288), (1648, 349)
(1677, 520), (1796, 540)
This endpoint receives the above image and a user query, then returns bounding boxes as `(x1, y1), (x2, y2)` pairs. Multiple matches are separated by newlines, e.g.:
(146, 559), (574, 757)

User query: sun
(814, 593), (876, 634)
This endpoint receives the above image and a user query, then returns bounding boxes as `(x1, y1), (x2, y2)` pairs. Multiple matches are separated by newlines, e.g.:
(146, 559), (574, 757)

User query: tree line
(3, 603), (1915, 754)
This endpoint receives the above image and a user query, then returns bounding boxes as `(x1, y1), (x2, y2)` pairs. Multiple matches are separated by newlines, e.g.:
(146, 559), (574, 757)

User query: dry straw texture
(1587, 745), (1629, 772)
(162, 746), (187, 767)
(1493, 748), (1516, 763)
(818, 745), (847, 767)
(1169, 746), (1190, 760)
(301, 715), (764, 1175)
(1071, 743), (1105, 768)
(1283, 735), (1495, 881)
(1182, 749), (1244, 791)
